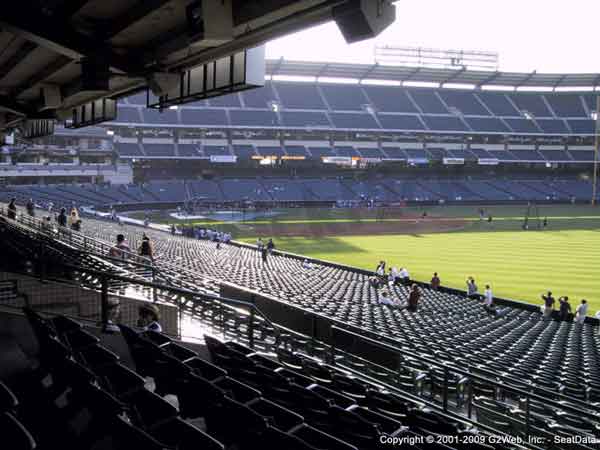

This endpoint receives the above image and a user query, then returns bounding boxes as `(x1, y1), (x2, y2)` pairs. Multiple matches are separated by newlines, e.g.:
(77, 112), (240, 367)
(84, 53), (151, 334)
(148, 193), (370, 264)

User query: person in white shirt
(484, 285), (493, 307)
(378, 291), (396, 307)
(302, 259), (313, 270)
(575, 299), (588, 324)
(483, 285), (497, 316)
(399, 267), (410, 286)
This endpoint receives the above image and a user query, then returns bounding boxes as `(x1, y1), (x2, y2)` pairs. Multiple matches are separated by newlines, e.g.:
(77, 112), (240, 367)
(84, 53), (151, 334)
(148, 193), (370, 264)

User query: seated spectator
(302, 259), (313, 270)
(137, 304), (162, 333)
(109, 234), (131, 259)
(378, 291), (396, 307)
(575, 299), (588, 324)
(41, 216), (53, 232)
(430, 272), (440, 290)
(369, 276), (381, 289)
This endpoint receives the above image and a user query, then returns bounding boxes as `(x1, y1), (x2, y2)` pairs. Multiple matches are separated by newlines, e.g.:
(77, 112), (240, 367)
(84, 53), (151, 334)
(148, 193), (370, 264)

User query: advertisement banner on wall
(210, 155), (237, 163)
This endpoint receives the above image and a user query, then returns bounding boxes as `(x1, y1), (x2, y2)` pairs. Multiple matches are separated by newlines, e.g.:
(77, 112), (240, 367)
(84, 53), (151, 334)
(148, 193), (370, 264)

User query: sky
(267, 0), (600, 74)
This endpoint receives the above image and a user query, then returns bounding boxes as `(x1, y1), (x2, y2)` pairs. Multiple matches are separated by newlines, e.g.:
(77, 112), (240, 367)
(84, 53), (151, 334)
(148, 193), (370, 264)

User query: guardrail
(0, 213), (280, 350)
(221, 282), (600, 417)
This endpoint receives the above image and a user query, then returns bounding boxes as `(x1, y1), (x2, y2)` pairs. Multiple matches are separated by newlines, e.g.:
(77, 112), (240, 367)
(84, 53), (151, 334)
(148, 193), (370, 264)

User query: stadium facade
(1, 60), (599, 208)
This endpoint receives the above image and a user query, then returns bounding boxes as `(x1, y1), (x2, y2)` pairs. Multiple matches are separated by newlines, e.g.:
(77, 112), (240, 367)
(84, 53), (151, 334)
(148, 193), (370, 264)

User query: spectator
(430, 272), (441, 290)
(575, 299), (588, 324)
(399, 267), (410, 286)
(7, 197), (17, 220)
(407, 284), (421, 312)
(369, 276), (381, 289)
(67, 207), (80, 229)
(302, 259), (313, 270)
(261, 246), (268, 264)
(466, 277), (479, 299)
(137, 304), (162, 333)
(170, 224), (176, 235)
(41, 216), (53, 232)
(257, 238), (264, 251)
(483, 285), (495, 315)
(378, 291), (396, 307)
(138, 235), (154, 262)
(267, 238), (275, 254)
(376, 261), (386, 277)
(109, 234), (131, 259)
(558, 296), (571, 321)
(26, 198), (35, 217)
(541, 291), (555, 319)
(57, 208), (68, 227)
(68, 207), (80, 229)
(72, 219), (82, 232)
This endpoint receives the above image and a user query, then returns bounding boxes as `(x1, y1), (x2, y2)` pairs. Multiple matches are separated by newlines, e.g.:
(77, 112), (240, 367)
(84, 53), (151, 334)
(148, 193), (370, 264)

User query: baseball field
(131, 204), (600, 312)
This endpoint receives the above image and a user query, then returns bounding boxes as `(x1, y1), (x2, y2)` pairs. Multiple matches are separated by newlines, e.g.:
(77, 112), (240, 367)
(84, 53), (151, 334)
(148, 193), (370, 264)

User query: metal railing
(0, 214), (280, 351)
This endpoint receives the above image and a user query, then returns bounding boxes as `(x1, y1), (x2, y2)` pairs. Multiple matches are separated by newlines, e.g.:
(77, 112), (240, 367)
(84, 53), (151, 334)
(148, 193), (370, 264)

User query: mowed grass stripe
(267, 230), (600, 314)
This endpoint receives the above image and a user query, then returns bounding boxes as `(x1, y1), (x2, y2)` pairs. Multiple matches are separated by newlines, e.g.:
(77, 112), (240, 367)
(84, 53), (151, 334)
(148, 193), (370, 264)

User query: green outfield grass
(249, 229), (600, 313)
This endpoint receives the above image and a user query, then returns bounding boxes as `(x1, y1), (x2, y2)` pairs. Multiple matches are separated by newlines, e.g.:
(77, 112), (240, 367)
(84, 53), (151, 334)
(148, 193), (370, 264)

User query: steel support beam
(104, 0), (174, 39)
(12, 56), (73, 98)
(0, 6), (140, 74)
(0, 42), (38, 82)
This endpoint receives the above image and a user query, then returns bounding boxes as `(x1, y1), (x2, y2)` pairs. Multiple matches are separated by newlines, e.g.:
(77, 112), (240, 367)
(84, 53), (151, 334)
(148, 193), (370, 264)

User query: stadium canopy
(267, 59), (600, 89)
(0, 0), (396, 134)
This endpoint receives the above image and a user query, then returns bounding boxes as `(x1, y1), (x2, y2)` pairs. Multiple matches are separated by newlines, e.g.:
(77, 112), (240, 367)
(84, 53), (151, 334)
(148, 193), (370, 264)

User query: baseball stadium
(0, 1), (599, 449)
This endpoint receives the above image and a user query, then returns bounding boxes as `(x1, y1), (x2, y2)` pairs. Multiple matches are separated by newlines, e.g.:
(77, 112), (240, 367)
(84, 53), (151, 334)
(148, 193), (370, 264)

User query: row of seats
(113, 104), (597, 134)
(2, 175), (598, 208)
(119, 82), (598, 119)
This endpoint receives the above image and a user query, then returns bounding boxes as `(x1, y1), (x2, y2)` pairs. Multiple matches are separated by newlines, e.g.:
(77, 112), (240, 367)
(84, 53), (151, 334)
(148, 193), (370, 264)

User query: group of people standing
(6, 197), (82, 232)
(541, 291), (589, 324)
(257, 238), (275, 263)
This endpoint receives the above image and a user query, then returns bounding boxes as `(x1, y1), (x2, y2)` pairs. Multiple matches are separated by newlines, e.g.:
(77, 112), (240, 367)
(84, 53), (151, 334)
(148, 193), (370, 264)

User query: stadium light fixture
(169, 105), (178, 110)
(523, 111), (533, 121)
(106, 129), (114, 136)
(591, 111), (598, 121)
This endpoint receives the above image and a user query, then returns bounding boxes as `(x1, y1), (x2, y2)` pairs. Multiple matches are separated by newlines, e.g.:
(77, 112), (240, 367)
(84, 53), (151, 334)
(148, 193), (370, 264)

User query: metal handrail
(0, 214), (281, 342)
